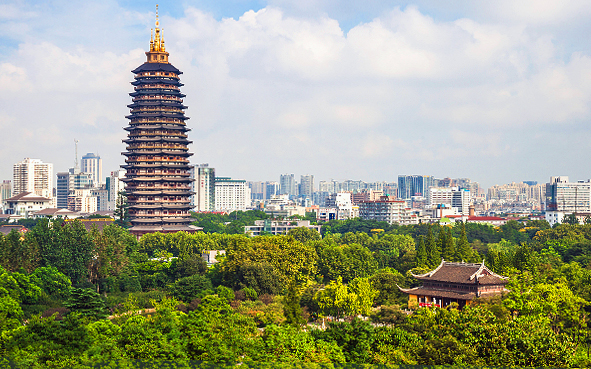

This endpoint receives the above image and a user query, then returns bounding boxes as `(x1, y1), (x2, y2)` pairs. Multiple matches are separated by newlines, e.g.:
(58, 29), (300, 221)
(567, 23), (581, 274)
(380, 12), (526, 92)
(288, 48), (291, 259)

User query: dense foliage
(0, 217), (591, 367)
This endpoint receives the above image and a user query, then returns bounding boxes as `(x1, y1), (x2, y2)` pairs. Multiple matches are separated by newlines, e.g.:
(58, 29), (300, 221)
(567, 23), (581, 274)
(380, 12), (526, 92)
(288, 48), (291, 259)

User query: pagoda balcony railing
(123, 161), (189, 167)
(132, 96), (183, 103)
(130, 201), (192, 205)
(127, 186), (192, 191)
(126, 146), (188, 152)
(132, 214), (191, 218)
(127, 172), (191, 177)
(129, 118), (185, 124)
(126, 137), (189, 143)
(134, 84), (180, 91)
(125, 157), (189, 162)
(130, 108), (185, 114)
(129, 132), (187, 138)
(138, 72), (179, 78)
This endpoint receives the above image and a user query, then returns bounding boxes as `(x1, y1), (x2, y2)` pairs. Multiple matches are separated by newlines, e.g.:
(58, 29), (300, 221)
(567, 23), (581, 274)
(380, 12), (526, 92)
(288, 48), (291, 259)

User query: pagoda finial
(145, 4), (169, 63)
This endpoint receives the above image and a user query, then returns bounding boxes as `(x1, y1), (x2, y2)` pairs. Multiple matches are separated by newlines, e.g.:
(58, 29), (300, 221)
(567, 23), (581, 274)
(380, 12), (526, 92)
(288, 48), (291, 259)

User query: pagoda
(122, 6), (201, 237)
(399, 260), (508, 309)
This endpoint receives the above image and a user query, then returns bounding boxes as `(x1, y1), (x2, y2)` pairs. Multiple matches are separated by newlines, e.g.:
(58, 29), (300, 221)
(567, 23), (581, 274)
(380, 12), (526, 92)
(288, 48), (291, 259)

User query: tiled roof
(412, 260), (508, 285)
(6, 192), (52, 202)
(65, 219), (115, 232)
(0, 225), (28, 235)
(467, 216), (506, 221)
(34, 208), (78, 216)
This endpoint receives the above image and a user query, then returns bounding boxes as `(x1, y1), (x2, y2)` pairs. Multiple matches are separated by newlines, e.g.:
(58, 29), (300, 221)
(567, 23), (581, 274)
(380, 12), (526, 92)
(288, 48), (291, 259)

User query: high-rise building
(81, 153), (103, 186)
(193, 164), (215, 212)
(265, 181), (280, 200)
(248, 181), (265, 201)
(398, 175), (434, 199)
(280, 174), (296, 196)
(215, 177), (250, 212)
(122, 8), (199, 236)
(56, 171), (92, 209)
(12, 158), (53, 198)
(106, 170), (126, 211)
(0, 180), (11, 203)
(300, 174), (314, 200)
(546, 176), (591, 213)
(429, 187), (471, 214)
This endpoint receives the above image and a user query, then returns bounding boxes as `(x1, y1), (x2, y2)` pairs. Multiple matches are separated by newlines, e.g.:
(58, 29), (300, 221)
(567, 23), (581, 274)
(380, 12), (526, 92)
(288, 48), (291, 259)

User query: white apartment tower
(13, 158), (53, 198)
(81, 153), (103, 186)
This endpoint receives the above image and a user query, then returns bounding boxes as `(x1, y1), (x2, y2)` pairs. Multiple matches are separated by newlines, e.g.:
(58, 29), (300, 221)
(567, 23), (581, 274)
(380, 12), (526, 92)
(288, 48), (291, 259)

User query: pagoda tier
(122, 7), (201, 236)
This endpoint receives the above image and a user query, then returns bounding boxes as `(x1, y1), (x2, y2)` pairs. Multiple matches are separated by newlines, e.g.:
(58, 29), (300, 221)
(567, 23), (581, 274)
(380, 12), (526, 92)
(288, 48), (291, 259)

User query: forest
(0, 214), (591, 368)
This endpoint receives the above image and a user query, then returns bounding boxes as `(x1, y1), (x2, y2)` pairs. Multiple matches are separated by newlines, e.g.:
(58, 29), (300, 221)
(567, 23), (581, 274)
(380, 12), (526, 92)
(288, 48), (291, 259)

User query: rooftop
(411, 260), (508, 285)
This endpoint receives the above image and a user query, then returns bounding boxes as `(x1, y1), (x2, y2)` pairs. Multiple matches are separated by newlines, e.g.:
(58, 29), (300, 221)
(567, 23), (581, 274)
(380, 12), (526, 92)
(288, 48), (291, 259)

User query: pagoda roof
(131, 78), (183, 86)
(132, 62), (182, 75)
(127, 101), (187, 109)
(411, 260), (508, 285)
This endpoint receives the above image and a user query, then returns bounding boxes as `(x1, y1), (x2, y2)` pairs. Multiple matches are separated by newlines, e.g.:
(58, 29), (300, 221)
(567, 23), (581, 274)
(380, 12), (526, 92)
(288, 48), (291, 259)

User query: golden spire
(145, 4), (169, 63)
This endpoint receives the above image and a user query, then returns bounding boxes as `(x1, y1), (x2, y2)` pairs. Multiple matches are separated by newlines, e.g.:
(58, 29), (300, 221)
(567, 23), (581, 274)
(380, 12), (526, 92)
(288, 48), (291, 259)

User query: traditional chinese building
(122, 6), (201, 237)
(399, 260), (508, 308)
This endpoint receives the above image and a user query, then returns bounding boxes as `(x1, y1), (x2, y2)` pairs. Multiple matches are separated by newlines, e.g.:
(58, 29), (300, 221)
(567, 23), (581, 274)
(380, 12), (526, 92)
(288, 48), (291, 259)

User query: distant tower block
(122, 5), (201, 236)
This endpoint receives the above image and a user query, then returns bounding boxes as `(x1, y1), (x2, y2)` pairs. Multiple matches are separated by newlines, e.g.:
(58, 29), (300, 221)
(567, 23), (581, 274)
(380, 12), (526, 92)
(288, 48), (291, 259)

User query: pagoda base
(129, 224), (203, 238)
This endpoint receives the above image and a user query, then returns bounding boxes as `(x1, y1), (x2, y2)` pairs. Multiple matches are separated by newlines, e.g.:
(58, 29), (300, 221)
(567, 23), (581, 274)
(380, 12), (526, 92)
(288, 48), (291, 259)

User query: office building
(81, 153), (103, 186)
(193, 164), (215, 212)
(56, 171), (92, 210)
(215, 177), (250, 212)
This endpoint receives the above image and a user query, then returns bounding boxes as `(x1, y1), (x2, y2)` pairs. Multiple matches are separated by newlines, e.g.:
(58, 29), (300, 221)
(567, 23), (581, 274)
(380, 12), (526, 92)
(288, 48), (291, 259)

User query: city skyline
(2, 1), (591, 188)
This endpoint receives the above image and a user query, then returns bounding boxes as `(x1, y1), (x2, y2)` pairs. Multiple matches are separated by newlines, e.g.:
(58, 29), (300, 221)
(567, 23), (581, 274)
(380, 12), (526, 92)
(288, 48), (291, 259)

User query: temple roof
(411, 260), (508, 285)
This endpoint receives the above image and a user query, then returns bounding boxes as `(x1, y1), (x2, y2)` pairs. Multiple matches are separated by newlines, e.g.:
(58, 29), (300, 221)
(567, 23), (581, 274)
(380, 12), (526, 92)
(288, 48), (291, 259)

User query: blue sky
(2, 0), (591, 188)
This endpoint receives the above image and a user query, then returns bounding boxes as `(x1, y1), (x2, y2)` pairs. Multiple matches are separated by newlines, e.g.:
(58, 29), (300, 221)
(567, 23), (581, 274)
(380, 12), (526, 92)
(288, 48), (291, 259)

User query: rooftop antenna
(74, 139), (79, 173)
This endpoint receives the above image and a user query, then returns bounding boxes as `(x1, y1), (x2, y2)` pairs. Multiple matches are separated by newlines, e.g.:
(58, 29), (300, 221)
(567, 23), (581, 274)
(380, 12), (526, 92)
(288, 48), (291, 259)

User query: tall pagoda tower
(122, 6), (200, 236)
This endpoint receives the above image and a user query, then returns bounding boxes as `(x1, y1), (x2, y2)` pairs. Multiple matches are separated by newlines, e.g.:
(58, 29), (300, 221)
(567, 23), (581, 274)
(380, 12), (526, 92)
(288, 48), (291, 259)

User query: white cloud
(2, 2), (591, 186)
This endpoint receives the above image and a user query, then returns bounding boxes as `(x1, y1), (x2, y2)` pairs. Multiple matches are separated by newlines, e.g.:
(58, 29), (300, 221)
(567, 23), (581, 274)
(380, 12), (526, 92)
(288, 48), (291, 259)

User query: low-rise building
(245, 219), (321, 236)
(2, 192), (52, 220)
(359, 195), (417, 225)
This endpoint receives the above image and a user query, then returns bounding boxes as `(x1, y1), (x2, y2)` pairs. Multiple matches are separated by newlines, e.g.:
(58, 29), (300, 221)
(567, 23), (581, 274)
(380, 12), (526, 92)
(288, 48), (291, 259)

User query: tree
(64, 287), (109, 320)
(287, 227), (321, 243)
(168, 274), (213, 303)
(113, 191), (130, 228)
(455, 222), (475, 262)
(426, 225), (441, 268)
(563, 213), (579, 225)
(283, 281), (305, 327)
(440, 227), (455, 261)
(415, 236), (428, 268)
(30, 219), (94, 285)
